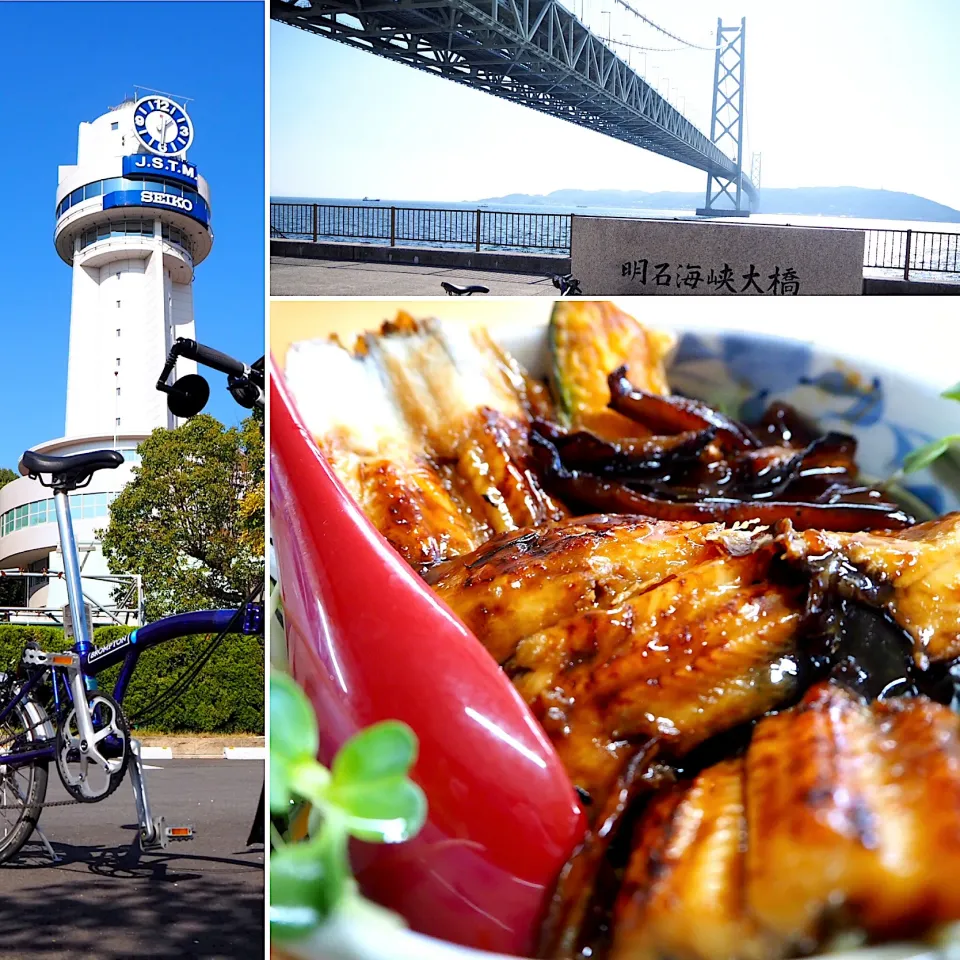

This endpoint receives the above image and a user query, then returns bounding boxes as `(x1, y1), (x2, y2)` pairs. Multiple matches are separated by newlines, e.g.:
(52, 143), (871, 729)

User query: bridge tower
(696, 18), (750, 217)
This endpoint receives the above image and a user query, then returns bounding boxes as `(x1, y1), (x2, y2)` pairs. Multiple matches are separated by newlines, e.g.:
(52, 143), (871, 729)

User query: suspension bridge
(271, 0), (760, 213)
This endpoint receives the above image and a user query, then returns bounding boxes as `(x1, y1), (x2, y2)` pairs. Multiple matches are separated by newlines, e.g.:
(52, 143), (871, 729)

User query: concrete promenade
(271, 256), (558, 296)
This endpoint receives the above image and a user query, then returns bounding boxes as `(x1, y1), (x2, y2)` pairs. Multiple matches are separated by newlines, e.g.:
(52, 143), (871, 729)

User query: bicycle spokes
(0, 751), (31, 836)
(56, 692), (130, 802)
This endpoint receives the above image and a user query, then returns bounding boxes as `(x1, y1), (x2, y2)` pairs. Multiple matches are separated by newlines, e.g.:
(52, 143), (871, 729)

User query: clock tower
(0, 94), (214, 617)
(52, 96), (213, 439)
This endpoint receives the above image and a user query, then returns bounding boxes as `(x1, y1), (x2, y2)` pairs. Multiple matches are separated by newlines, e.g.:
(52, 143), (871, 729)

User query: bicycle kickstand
(128, 738), (195, 852)
(33, 825), (61, 864)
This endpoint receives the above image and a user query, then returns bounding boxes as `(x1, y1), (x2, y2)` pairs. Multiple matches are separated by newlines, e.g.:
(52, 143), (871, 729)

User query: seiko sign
(140, 191), (193, 211)
(102, 189), (210, 227)
(123, 155), (199, 188)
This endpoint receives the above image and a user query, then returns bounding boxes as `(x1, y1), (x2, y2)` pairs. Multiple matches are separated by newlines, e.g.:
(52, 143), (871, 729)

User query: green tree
(101, 414), (264, 620)
(0, 468), (17, 489)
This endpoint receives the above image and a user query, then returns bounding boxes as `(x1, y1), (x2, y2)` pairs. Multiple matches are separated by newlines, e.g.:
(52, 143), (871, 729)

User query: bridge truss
(273, 0), (758, 204)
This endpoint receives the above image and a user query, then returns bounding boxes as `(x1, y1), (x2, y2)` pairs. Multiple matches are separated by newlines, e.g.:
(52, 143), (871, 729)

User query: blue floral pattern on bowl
(669, 331), (960, 517)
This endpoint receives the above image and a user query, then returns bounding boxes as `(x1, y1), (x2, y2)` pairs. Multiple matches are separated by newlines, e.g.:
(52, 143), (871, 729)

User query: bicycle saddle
(551, 273), (582, 295)
(19, 448), (124, 490)
(441, 282), (490, 296)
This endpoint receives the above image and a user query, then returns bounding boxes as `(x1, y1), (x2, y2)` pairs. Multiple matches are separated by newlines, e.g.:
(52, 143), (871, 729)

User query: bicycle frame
(0, 484), (263, 770)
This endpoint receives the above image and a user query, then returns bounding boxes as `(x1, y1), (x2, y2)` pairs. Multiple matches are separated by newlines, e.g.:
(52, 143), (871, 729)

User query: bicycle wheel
(0, 693), (50, 864)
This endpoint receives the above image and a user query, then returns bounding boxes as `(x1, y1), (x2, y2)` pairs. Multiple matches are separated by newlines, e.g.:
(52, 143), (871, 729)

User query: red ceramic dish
(270, 361), (587, 957)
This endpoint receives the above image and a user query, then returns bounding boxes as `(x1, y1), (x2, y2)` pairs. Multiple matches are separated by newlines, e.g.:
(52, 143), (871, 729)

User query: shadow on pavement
(0, 837), (264, 959)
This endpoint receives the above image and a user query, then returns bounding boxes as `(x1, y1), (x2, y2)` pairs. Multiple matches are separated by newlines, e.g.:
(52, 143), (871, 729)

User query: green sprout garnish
(270, 670), (427, 941)
(899, 384), (960, 476)
(941, 380), (960, 403)
(902, 435), (960, 475)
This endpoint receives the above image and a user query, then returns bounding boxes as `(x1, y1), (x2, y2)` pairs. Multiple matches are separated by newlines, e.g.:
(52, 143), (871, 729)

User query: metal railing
(0, 570), (143, 627)
(271, 202), (960, 278)
(270, 203), (570, 253)
(863, 228), (960, 279)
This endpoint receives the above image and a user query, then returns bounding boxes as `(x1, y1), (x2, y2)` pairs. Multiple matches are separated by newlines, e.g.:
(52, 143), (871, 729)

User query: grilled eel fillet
(779, 512), (960, 667)
(426, 515), (732, 664)
(511, 547), (803, 797)
(428, 516), (804, 799)
(285, 313), (565, 566)
(611, 682), (960, 960)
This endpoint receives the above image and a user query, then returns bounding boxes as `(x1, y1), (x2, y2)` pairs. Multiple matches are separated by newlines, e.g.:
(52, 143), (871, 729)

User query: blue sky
(0, 1), (265, 469)
(272, 0), (960, 212)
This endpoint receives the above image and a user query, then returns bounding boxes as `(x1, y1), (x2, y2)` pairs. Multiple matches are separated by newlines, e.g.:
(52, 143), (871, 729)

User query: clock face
(132, 96), (193, 156)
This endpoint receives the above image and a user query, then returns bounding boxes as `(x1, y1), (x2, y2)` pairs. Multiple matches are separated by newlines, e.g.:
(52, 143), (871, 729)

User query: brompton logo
(87, 634), (132, 664)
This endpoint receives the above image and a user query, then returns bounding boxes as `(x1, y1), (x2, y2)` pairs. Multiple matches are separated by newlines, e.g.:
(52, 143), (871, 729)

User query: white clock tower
(56, 95), (213, 439)
(0, 95), (214, 617)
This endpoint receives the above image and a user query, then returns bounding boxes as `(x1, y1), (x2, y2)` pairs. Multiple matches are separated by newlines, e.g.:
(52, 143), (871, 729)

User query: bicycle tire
(0, 694), (50, 864)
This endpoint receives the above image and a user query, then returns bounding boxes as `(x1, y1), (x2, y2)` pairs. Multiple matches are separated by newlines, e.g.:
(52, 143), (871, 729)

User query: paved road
(271, 256), (558, 296)
(0, 760), (264, 960)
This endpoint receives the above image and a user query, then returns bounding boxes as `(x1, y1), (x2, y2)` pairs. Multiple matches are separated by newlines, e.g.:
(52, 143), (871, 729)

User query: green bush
(0, 625), (263, 734)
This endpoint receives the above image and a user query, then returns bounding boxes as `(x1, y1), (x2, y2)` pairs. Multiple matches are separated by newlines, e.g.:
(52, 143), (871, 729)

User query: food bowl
(271, 315), (960, 960)
(271, 364), (587, 958)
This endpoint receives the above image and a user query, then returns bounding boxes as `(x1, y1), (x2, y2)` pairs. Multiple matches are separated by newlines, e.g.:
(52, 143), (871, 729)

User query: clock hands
(159, 114), (176, 148)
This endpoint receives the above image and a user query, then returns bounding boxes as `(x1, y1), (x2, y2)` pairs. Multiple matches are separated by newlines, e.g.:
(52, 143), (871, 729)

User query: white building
(0, 95), (213, 619)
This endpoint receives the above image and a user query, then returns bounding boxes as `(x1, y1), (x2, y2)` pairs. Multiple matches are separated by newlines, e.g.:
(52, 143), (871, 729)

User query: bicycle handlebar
(166, 338), (247, 379)
(156, 338), (264, 416)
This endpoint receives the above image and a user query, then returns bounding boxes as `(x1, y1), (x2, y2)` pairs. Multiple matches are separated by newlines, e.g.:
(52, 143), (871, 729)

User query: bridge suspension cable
(606, 37), (708, 54)
(611, 0), (732, 51)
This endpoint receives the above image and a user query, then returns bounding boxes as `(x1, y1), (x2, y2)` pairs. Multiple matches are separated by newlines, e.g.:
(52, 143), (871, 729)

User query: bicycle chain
(0, 797), (83, 809)
(0, 737), (86, 810)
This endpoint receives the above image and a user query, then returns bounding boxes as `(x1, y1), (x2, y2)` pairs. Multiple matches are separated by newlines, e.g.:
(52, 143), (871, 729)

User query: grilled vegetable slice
(608, 366), (761, 451)
(531, 433), (914, 532)
(535, 419), (866, 504)
(531, 420), (717, 478)
(780, 512), (960, 667)
(548, 301), (674, 438)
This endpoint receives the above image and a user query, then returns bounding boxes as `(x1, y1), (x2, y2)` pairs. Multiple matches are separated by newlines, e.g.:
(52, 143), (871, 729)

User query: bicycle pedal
(164, 824), (195, 842)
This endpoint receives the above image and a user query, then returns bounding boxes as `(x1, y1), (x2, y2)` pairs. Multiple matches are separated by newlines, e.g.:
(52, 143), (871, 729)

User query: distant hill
(477, 186), (960, 222)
